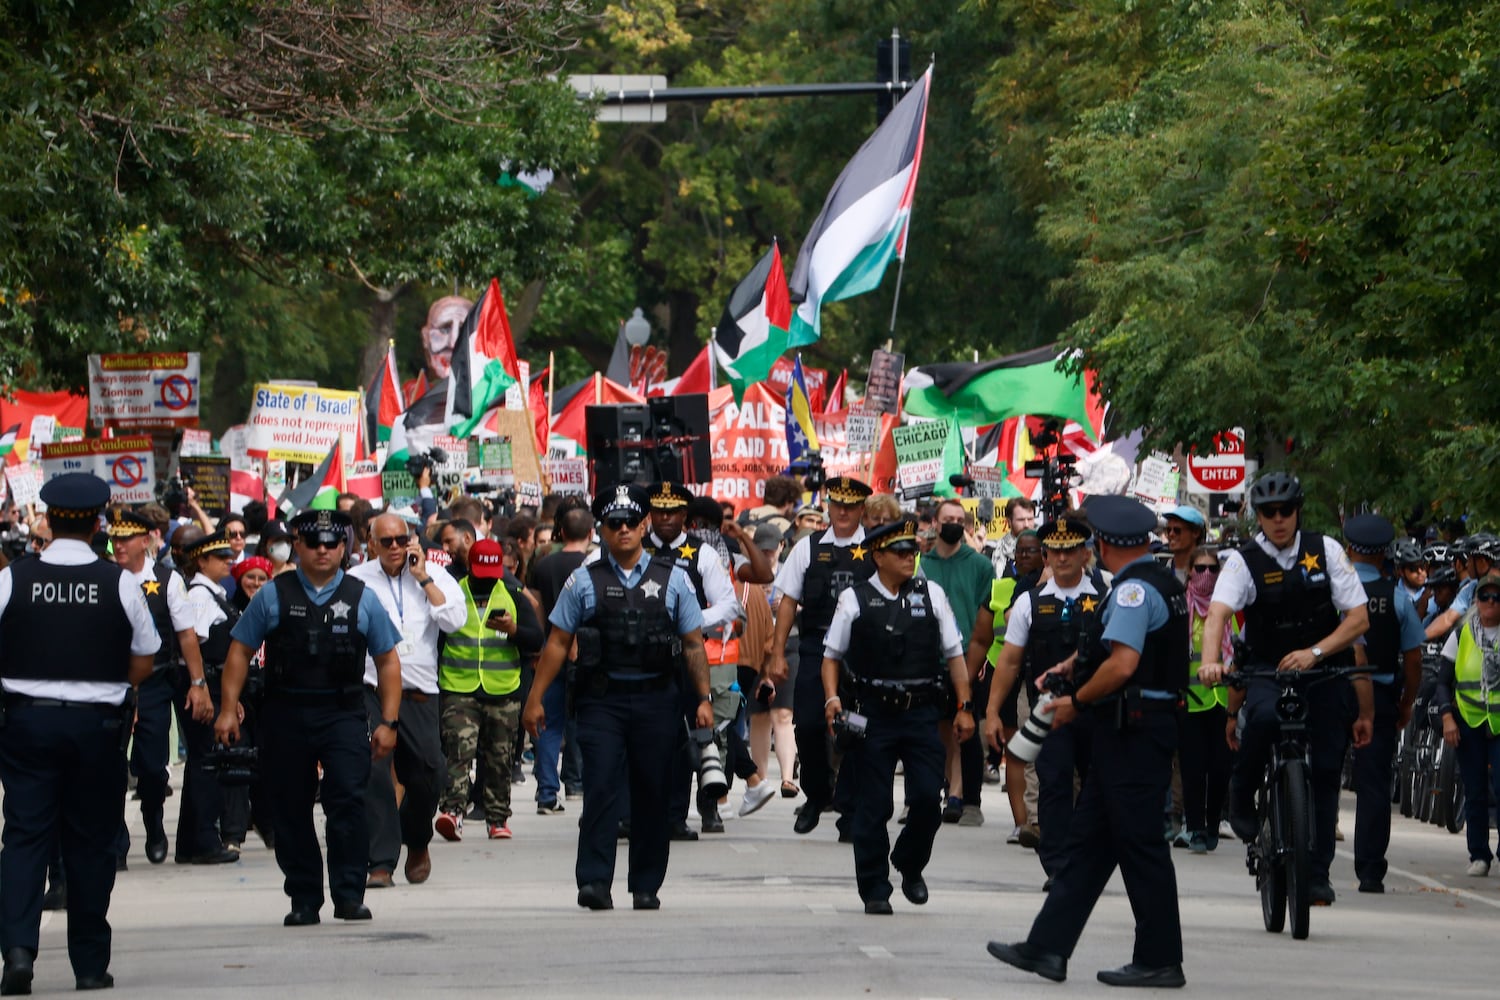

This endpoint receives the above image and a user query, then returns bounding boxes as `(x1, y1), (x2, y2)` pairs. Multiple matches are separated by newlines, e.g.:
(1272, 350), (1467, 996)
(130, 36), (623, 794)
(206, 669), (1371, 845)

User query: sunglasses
(1164, 524), (1196, 536)
(225, 530), (246, 539)
(376, 534), (410, 548)
(884, 544), (919, 556)
(1478, 592), (1500, 604)
(301, 535), (344, 551)
(604, 516), (644, 532)
(1256, 503), (1301, 520)
(1015, 548), (1042, 557)
(1192, 564), (1220, 574)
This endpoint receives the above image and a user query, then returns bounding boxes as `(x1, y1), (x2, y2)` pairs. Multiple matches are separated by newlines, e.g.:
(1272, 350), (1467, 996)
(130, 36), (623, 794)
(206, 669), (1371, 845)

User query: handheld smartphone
(408, 552), (419, 568)
(755, 681), (775, 707)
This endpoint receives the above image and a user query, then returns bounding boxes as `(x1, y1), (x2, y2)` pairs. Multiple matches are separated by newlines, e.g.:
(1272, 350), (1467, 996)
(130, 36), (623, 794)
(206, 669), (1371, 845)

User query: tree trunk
(665, 289), (701, 377)
(359, 283), (409, 390)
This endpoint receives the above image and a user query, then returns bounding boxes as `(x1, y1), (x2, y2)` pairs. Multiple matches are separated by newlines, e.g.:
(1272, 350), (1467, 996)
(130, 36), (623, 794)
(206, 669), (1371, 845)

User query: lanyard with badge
(386, 572), (419, 658)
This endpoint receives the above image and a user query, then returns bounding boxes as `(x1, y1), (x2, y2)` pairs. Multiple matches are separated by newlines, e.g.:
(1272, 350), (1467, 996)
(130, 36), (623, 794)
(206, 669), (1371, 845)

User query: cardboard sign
(865, 349), (905, 416)
(245, 383), (361, 465)
(87, 352), (201, 428)
(892, 421), (950, 494)
(1133, 453), (1176, 508)
(40, 437), (156, 504)
(177, 455), (230, 519)
(4, 463), (42, 509)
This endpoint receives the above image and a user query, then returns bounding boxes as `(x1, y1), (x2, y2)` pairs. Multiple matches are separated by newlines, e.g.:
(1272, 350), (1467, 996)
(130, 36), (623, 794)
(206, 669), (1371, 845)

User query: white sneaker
(1006, 825), (1023, 845)
(1467, 859), (1491, 877)
(1218, 819), (1235, 839)
(739, 782), (775, 817)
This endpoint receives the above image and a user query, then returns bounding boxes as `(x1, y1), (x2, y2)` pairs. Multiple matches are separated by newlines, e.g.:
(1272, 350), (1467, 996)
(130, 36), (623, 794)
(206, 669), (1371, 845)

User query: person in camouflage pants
(439, 696), (520, 830)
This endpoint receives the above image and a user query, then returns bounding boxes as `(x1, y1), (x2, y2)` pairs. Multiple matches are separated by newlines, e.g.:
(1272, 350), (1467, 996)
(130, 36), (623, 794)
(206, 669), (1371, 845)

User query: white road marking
(859, 945), (893, 959)
(1335, 848), (1500, 910)
(764, 876), (791, 886)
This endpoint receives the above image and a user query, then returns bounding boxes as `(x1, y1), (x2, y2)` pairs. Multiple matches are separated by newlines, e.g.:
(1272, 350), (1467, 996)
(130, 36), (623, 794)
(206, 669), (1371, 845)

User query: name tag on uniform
(397, 627), (420, 657)
(332, 625), (350, 635)
(1262, 570), (1284, 585)
(604, 585), (626, 600)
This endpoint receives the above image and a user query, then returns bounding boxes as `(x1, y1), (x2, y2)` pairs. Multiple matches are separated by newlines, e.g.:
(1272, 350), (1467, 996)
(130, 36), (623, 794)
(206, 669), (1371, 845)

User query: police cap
(1343, 513), (1395, 555)
(107, 507), (154, 538)
(1037, 515), (1092, 550)
(866, 518), (919, 554)
(646, 481), (694, 511)
(1085, 495), (1157, 547)
(592, 483), (648, 522)
(825, 477), (872, 506)
(288, 508), (351, 544)
(39, 473), (111, 524)
(186, 531), (234, 560)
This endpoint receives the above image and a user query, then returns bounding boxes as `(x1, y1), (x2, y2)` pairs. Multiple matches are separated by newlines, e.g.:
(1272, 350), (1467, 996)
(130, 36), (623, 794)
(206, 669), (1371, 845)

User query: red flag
(402, 370), (429, 408)
(823, 368), (847, 413)
(551, 375), (643, 447)
(366, 342), (403, 447)
(674, 345), (713, 396)
(0, 389), (89, 466)
(529, 366), (550, 454)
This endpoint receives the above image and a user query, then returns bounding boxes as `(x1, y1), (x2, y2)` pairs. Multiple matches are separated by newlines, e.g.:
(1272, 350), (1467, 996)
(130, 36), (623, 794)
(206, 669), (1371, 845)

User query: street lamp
(623, 307), (651, 347)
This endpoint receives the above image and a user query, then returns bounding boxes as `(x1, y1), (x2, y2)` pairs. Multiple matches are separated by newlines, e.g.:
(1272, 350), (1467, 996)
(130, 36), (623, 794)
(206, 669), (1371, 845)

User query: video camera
(791, 451), (827, 494)
(161, 474), (189, 518)
(1022, 419), (1079, 522)
(463, 478), (517, 518)
(405, 446), (448, 484)
(832, 709), (869, 752)
(203, 743), (260, 786)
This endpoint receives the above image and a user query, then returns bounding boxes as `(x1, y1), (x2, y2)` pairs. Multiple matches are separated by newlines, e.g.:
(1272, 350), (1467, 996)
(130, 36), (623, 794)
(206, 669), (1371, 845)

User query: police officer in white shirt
(350, 512), (466, 887)
(0, 473), (159, 993)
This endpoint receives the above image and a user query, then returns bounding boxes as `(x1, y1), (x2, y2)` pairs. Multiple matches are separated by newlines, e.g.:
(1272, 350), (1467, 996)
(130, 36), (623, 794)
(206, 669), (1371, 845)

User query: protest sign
(179, 428), (213, 457)
(28, 415), (56, 449)
(865, 349), (905, 416)
(40, 437), (155, 504)
(88, 352), (201, 428)
(245, 384), (361, 464)
(178, 455), (230, 518)
(892, 421), (950, 496)
(844, 405), (878, 453)
(969, 465), (1009, 500)
(544, 458), (588, 495)
(4, 463), (42, 509)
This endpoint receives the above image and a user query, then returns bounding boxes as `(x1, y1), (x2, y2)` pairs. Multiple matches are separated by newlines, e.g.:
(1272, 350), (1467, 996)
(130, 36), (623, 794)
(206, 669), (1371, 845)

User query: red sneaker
(435, 812), (463, 842)
(487, 823), (513, 840)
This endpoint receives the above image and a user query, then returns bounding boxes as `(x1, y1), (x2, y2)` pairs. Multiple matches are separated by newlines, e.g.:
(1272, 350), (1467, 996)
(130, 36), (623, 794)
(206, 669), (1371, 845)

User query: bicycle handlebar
(1223, 662), (1374, 689)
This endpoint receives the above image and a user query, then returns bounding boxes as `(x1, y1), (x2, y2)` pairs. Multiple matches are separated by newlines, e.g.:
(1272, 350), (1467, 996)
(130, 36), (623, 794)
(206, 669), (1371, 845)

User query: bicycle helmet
(1429, 565), (1458, 587)
(1248, 471), (1303, 509)
(1471, 533), (1500, 562)
(1422, 543), (1450, 565)
(1389, 538), (1424, 566)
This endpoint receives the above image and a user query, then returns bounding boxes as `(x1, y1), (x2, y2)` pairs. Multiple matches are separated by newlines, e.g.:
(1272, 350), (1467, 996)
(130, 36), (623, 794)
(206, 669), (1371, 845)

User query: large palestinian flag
(446, 278), (520, 437)
(278, 439), (346, 513)
(713, 241), (792, 397)
(904, 346), (1097, 436)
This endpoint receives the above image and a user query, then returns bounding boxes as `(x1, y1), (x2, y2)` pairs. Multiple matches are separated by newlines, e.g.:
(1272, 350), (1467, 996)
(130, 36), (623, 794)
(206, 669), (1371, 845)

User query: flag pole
(887, 252), (909, 342)
(547, 352), (556, 432)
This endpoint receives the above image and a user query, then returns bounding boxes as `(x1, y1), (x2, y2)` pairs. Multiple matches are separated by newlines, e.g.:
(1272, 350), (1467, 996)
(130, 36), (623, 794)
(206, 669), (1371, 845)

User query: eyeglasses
(884, 545), (919, 556)
(1164, 525), (1193, 536)
(1256, 503), (1301, 520)
(1015, 548), (1042, 557)
(376, 534), (410, 548)
(301, 536), (344, 551)
(1192, 564), (1220, 575)
(1478, 592), (1500, 604)
(604, 516), (644, 532)
(225, 530), (246, 539)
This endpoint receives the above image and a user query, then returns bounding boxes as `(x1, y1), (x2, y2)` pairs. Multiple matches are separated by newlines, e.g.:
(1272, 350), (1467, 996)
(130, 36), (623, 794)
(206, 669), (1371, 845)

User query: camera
(1006, 674), (1074, 764)
(688, 726), (729, 800)
(831, 709), (869, 752)
(203, 743), (260, 786)
(160, 475), (189, 518)
(405, 446), (448, 483)
(793, 452), (826, 494)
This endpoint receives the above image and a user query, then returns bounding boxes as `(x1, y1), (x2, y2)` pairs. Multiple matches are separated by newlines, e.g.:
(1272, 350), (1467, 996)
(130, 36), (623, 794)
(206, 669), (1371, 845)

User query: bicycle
(1226, 661), (1369, 941)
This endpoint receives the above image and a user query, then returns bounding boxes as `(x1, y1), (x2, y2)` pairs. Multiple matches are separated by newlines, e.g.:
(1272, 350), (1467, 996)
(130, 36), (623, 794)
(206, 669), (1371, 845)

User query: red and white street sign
(1185, 428), (1246, 495)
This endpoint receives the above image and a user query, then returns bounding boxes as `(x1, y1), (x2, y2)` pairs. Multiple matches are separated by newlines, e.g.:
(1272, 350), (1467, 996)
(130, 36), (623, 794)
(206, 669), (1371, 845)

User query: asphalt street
(29, 760), (1500, 998)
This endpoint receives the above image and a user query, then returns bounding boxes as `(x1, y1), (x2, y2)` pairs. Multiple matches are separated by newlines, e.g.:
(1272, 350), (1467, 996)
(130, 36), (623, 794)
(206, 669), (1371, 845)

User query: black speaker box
(585, 394), (712, 490)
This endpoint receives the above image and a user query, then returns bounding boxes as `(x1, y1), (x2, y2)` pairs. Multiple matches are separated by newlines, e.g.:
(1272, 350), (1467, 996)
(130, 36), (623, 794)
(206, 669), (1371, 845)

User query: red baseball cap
(469, 538), (505, 579)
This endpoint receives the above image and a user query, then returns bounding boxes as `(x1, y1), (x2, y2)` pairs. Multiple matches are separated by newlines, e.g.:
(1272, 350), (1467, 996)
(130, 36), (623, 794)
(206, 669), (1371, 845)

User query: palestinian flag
(446, 278), (520, 438)
(787, 68), (930, 347)
(0, 423), (18, 459)
(713, 241), (792, 398)
(366, 341), (403, 445)
(278, 439), (346, 513)
(904, 346), (1097, 437)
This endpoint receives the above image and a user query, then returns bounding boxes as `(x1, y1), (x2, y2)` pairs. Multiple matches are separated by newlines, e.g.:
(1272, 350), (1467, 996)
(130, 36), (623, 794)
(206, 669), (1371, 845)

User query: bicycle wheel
(1398, 737), (1416, 817)
(1280, 760), (1313, 940)
(1439, 745), (1466, 834)
(1259, 789), (1286, 934)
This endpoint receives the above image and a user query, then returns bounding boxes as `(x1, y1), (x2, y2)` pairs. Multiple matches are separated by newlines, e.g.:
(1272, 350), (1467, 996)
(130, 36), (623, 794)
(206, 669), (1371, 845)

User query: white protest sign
(1134, 453), (1175, 506)
(892, 421), (949, 495)
(245, 383), (361, 465)
(845, 405), (879, 453)
(87, 352), (201, 427)
(544, 458), (588, 495)
(969, 465), (1009, 500)
(27, 415), (56, 449)
(179, 428), (213, 457)
(40, 437), (156, 504)
(4, 463), (42, 509)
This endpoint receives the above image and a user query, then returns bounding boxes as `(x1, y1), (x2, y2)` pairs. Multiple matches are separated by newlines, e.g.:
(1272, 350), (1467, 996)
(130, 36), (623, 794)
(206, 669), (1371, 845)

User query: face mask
(939, 523), (966, 545)
(1188, 568), (1217, 602)
(267, 541), (292, 562)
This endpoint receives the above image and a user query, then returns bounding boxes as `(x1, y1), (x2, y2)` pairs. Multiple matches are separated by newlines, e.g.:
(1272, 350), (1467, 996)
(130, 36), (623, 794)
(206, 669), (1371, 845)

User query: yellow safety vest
(985, 577), (1019, 667)
(1453, 624), (1500, 734)
(1184, 612), (1231, 713)
(438, 578), (521, 696)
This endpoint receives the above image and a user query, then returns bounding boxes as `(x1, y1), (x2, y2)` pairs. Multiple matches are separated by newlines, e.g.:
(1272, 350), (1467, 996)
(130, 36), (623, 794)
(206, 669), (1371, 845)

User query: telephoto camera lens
(690, 727), (729, 800)
(1006, 693), (1058, 764)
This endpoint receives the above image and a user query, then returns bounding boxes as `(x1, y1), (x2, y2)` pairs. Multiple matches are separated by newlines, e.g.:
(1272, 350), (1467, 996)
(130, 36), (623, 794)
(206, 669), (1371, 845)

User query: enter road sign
(1185, 428), (1246, 494)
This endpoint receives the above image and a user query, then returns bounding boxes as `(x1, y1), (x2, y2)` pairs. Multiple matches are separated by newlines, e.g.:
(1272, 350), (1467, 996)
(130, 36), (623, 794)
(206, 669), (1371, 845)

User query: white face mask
(267, 541), (292, 563)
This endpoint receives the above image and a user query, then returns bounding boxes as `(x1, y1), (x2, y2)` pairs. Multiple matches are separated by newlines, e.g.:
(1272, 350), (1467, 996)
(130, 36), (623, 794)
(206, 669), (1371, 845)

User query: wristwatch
(414, 576), (433, 587)
(1310, 645), (1324, 662)
(956, 700), (974, 713)
(189, 677), (207, 688)
(699, 693), (713, 704)
(378, 718), (400, 732)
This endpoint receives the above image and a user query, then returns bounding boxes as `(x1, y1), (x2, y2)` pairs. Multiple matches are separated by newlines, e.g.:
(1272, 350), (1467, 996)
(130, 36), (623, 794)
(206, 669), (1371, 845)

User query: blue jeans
(532, 676), (567, 803)
(1456, 718), (1500, 864)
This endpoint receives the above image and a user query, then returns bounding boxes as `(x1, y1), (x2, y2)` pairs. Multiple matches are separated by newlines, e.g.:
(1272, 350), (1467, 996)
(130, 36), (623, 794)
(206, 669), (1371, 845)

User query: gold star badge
(849, 545), (867, 561)
(1299, 552), (1321, 573)
(141, 580), (161, 596)
(1080, 596), (1098, 614)
(678, 542), (698, 560)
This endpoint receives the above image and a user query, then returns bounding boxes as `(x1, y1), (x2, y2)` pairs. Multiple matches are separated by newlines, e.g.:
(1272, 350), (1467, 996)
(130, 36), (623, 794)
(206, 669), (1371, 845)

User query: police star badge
(330, 600), (352, 620)
(640, 579), (663, 599)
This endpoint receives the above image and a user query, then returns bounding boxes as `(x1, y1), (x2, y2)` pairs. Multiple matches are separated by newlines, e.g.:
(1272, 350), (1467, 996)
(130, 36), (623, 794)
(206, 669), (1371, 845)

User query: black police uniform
(0, 474), (157, 991)
(1232, 531), (1355, 887)
(831, 526), (956, 906)
(995, 496), (1187, 984)
(1024, 573), (1106, 878)
(132, 560), (180, 860)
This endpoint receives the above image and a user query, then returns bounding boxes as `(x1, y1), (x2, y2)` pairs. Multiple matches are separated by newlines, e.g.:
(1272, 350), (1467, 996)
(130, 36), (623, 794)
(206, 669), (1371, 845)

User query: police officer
(0, 474), (160, 993)
(766, 476), (876, 834)
(821, 519), (975, 914)
(1343, 514), (1424, 893)
(106, 507), (214, 867)
(214, 508), (404, 926)
(983, 516), (1104, 884)
(638, 481), (741, 837)
(1199, 472), (1373, 908)
(987, 495), (1188, 988)
(522, 484), (713, 911)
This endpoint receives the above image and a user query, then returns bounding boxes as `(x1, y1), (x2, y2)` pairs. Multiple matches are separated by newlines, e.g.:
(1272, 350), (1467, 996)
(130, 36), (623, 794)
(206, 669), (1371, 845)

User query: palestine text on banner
(245, 384), (362, 465)
(892, 420), (950, 495)
(968, 465), (1009, 500)
(40, 437), (156, 504)
(88, 352), (201, 428)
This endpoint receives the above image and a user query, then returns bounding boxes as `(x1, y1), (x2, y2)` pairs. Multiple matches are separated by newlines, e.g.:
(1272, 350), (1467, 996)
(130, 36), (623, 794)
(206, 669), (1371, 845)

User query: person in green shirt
(922, 498), (998, 825)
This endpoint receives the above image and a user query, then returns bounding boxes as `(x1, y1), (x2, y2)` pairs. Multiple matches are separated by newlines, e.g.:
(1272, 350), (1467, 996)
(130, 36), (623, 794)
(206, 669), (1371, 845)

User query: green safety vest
(985, 578), (1019, 667)
(437, 578), (521, 697)
(1453, 624), (1500, 734)
(1183, 612), (1232, 713)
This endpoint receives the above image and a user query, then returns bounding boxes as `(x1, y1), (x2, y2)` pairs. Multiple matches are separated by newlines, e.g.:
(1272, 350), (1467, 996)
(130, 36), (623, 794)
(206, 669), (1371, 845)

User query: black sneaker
(537, 798), (566, 815)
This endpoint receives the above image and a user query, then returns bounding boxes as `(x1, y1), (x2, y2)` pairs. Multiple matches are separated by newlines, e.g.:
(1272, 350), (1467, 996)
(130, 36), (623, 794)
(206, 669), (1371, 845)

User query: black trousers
(172, 673), (225, 860)
(0, 701), (129, 979)
(1035, 718), (1091, 877)
(668, 687), (700, 826)
(364, 688), (443, 872)
(575, 687), (679, 893)
(1029, 711), (1182, 967)
(127, 668), (174, 841)
(959, 671), (991, 807)
(793, 635), (833, 809)
(1234, 679), (1352, 883)
(1177, 705), (1232, 835)
(1352, 683), (1401, 885)
(219, 696), (273, 845)
(260, 697), (371, 910)
(850, 703), (945, 902)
